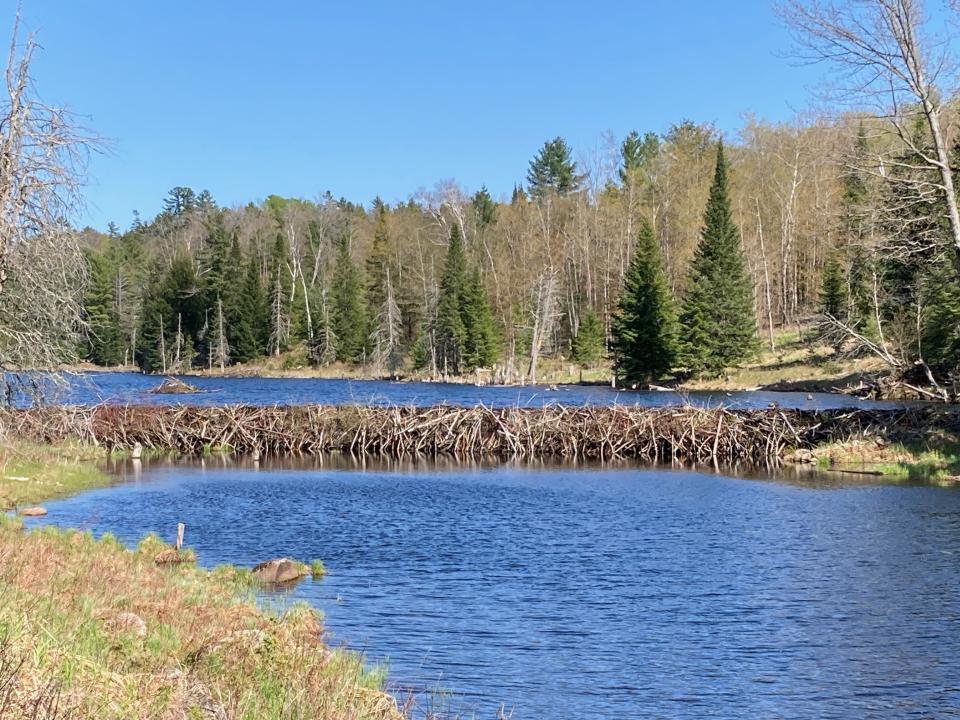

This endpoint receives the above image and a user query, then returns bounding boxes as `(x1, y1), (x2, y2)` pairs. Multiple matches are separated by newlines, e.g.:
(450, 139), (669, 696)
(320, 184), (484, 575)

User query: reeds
(2, 404), (953, 464)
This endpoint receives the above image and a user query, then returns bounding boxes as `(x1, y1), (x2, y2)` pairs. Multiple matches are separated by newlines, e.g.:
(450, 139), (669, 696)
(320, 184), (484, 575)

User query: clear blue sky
(8, 1), (819, 230)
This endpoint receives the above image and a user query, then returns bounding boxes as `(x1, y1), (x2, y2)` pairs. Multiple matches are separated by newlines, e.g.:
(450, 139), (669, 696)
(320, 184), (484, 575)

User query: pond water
(27, 371), (917, 410)
(26, 458), (960, 719)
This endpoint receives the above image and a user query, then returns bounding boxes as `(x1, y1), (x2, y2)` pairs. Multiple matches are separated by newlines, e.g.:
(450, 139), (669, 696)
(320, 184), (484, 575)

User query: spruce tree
(611, 218), (678, 382)
(330, 234), (368, 363)
(678, 142), (757, 376)
(462, 267), (499, 370)
(818, 255), (848, 319)
(572, 310), (605, 365)
(434, 225), (468, 373)
(83, 249), (124, 365)
(366, 199), (391, 312)
(231, 255), (267, 362)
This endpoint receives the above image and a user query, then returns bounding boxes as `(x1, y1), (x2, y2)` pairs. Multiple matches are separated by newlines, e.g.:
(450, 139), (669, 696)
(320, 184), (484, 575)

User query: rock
(18, 506), (47, 517)
(792, 449), (816, 464)
(150, 377), (200, 395)
(252, 558), (307, 585)
(111, 611), (147, 638)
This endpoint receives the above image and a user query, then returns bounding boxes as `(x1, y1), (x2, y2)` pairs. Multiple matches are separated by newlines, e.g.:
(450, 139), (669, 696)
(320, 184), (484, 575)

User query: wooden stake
(176, 522), (184, 551)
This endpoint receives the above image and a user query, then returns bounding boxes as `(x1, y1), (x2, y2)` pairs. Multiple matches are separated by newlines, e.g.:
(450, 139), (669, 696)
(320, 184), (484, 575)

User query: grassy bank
(0, 441), (112, 510)
(805, 437), (960, 483)
(0, 444), (403, 719)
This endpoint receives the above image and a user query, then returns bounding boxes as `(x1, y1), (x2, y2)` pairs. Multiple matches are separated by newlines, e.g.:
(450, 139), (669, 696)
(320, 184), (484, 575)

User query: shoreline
(0, 441), (405, 720)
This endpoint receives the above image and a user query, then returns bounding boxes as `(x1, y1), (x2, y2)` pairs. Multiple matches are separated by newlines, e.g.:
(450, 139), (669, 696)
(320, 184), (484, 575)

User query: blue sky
(8, 1), (820, 230)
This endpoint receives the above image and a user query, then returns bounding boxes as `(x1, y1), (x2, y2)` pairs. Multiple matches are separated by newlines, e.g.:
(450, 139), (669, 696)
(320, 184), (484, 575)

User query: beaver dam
(2, 404), (956, 464)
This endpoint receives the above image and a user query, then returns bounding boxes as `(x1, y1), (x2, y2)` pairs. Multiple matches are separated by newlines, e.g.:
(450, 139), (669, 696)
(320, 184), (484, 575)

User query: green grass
(0, 440), (112, 509)
(310, 559), (327, 580)
(814, 438), (960, 483)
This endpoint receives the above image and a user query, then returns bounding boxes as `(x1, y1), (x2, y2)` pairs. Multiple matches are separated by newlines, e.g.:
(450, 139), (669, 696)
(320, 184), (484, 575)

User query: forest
(78, 111), (960, 388)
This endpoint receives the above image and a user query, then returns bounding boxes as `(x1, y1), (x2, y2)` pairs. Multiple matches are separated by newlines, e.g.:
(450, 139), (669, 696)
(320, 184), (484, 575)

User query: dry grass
(0, 441), (111, 510)
(681, 328), (886, 392)
(0, 519), (402, 720)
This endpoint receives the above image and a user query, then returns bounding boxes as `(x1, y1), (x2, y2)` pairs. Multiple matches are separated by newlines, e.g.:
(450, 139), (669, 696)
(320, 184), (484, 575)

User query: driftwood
(2, 404), (956, 464)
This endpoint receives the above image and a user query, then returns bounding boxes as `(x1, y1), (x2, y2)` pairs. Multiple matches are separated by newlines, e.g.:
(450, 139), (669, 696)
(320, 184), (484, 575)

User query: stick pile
(0, 404), (953, 463)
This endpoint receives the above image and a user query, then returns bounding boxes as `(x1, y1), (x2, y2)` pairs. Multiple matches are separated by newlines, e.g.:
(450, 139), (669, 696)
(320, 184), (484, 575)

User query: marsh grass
(0, 441), (402, 719)
(0, 440), (111, 509)
(0, 520), (402, 719)
(815, 437), (960, 483)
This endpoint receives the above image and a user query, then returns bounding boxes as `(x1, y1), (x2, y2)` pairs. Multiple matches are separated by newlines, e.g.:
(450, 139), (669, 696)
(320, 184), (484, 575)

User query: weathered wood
(1, 403), (954, 464)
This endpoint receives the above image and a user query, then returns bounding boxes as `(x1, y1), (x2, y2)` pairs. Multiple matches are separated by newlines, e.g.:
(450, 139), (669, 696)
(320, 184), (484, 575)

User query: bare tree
(0, 14), (100, 398)
(781, 0), (960, 275)
(527, 267), (558, 384)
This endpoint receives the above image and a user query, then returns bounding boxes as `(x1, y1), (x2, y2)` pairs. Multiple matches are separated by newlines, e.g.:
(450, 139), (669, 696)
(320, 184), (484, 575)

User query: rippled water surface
(33, 371), (919, 409)
(28, 460), (960, 718)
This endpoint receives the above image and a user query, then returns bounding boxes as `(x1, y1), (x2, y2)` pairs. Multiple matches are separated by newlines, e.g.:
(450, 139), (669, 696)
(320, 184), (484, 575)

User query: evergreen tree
(231, 254), (267, 362)
(848, 245), (877, 337)
(921, 260), (960, 373)
(135, 254), (203, 372)
(473, 186), (497, 230)
(83, 249), (124, 365)
(462, 267), (499, 370)
(199, 212), (232, 304)
(818, 255), (848, 319)
(527, 137), (581, 198)
(434, 225), (468, 373)
(572, 310), (605, 365)
(330, 234), (368, 363)
(611, 218), (678, 382)
(678, 142), (757, 376)
(366, 199), (391, 312)
(619, 131), (659, 186)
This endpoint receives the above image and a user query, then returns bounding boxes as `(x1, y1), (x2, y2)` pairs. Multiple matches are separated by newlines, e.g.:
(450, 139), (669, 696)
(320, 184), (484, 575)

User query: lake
(27, 371), (916, 410)
(25, 457), (960, 719)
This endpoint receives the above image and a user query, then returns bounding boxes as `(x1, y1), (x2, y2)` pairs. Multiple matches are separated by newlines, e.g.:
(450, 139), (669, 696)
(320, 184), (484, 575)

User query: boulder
(252, 558), (307, 585)
(18, 506), (47, 517)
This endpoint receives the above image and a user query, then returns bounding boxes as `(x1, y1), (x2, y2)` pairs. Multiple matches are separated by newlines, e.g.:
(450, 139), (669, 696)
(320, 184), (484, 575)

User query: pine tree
(83, 249), (124, 365)
(366, 199), (391, 312)
(678, 142), (758, 376)
(199, 212), (232, 304)
(848, 245), (877, 337)
(572, 310), (605, 365)
(818, 255), (848, 319)
(231, 255), (266, 363)
(526, 137), (581, 198)
(330, 234), (368, 363)
(462, 267), (499, 370)
(473, 186), (497, 230)
(434, 225), (468, 374)
(921, 260), (960, 372)
(611, 218), (678, 382)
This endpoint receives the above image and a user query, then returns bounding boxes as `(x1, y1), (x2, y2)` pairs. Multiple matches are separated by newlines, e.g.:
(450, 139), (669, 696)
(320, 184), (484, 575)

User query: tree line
(79, 110), (960, 385)
(76, 0), (960, 388)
